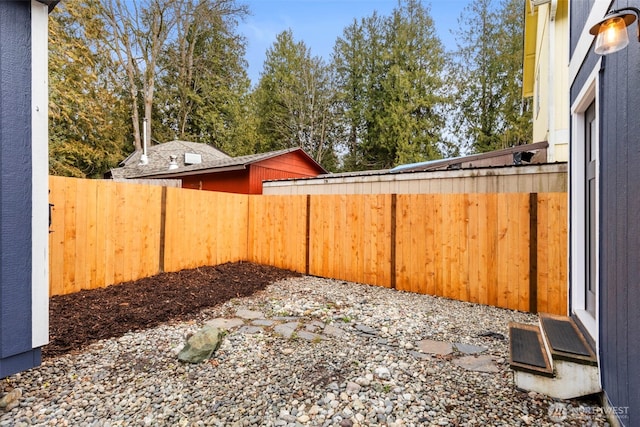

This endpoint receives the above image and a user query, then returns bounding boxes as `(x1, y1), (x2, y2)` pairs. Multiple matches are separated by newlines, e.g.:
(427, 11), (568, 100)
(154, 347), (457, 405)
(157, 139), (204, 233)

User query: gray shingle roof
(110, 140), (231, 179)
(109, 142), (326, 179)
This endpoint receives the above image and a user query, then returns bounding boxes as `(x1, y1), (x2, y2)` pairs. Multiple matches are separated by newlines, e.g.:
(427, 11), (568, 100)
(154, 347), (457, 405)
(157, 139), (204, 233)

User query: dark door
(585, 101), (597, 317)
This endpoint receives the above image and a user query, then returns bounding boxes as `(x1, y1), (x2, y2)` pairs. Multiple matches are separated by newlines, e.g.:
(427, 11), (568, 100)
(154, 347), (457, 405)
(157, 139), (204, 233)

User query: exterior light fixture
(589, 7), (640, 55)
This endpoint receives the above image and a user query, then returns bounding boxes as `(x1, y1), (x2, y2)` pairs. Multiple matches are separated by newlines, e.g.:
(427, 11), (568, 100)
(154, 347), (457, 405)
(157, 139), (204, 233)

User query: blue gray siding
(571, 1), (640, 425)
(0, 1), (40, 377)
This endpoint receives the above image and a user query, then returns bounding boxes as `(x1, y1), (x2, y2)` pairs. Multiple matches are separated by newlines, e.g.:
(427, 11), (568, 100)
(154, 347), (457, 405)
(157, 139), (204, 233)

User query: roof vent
(184, 152), (202, 165)
(168, 155), (179, 170)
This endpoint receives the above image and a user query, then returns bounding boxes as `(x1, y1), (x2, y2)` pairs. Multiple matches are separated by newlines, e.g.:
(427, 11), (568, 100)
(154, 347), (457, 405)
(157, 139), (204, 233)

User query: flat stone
(251, 319), (276, 326)
(206, 318), (244, 330)
(322, 324), (346, 338)
(238, 326), (263, 334)
(454, 343), (487, 354)
(305, 320), (325, 332)
(274, 322), (299, 339)
(452, 355), (499, 373)
(417, 339), (453, 355)
(409, 350), (431, 360)
(296, 330), (325, 341)
(235, 309), (264, 320)
(355, 324), (377, 335)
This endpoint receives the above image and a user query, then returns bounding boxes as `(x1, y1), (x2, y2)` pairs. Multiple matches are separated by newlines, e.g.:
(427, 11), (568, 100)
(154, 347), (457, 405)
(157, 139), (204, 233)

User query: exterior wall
(182, 170), (251, 194)
(180, 151), (325, 194)
(264, 164), (567, 195)
(527, 0), (570, 162)
(255, 151), (325, 176)
(0, 1), (49, 378)
(570, 1), (639, 425)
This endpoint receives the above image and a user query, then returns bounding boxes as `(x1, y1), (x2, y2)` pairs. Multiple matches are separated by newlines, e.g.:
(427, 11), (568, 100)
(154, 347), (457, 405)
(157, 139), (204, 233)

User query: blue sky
(239, 0), (472, 85)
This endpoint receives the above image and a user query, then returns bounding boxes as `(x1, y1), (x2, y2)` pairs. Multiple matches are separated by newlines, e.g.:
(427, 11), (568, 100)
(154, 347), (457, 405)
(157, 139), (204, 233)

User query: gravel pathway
(1, 277), (609, 426)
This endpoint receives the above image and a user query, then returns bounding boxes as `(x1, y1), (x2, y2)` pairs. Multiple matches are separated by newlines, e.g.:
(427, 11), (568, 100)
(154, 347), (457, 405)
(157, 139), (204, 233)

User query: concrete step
(508, 313), (601, 400)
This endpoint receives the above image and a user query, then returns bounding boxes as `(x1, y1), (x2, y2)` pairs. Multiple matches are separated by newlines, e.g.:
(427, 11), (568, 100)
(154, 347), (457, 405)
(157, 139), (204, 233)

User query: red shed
(108, 141), (327, 194)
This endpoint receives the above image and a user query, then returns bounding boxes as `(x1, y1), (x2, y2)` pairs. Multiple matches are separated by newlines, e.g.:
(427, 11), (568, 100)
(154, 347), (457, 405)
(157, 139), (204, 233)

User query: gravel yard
(1, 272), (609, 426)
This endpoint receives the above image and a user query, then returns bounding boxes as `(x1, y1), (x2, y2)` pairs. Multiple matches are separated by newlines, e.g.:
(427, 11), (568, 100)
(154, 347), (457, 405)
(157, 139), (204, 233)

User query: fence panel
(536, 193), (568, 315)
(49, 177), (162, 296)
(247, 195), (308, 272)
(162, 188), (248, 272)
(309, 194), (392, 287)
(395, 193), (562, 314)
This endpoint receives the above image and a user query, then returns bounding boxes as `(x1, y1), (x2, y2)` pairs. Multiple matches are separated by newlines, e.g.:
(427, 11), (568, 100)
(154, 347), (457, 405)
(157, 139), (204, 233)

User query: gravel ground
(1, 276), (609, 426)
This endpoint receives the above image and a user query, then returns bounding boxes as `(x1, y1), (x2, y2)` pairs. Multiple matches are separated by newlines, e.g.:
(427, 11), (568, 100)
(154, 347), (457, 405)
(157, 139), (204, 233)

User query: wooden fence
(49, 176), (568, 315)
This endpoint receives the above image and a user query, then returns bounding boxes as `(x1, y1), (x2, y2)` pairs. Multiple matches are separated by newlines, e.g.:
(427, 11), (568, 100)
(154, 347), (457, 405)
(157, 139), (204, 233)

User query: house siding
(254, 151), (325, 176)
(179, 151), (325, 194)
(182, 170), (251, 194)
(570, 1), (640, 425)
(569, 0), (596, 55)
(0, 1), (40, 377)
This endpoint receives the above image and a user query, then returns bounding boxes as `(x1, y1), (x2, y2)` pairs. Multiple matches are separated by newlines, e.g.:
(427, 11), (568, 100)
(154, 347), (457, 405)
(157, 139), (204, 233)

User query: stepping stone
(416, 339), (453, 355)
(235, 309), (264, 319)
(453, 355), (499, 373)
(322, 324), (346, 338)
(305, 320), (325, 332)
(409, 350), (431, 360)
(454, 343), (487, 354)
(355, 324), (378, 335)
(296, 330), (325, 341)
(206, 318), (244, 330)
(252, 319), (276, 326)
(238, 326), (263, 334)
(274, 322), (299, 339)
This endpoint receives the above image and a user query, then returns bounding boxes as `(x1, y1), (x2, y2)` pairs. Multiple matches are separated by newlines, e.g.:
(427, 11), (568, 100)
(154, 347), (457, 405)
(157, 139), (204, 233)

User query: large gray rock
(177, 326), (224, 363)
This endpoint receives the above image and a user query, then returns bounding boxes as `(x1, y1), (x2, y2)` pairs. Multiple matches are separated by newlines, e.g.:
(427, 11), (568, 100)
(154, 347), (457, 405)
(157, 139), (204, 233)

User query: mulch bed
(44, 262), (300, 359)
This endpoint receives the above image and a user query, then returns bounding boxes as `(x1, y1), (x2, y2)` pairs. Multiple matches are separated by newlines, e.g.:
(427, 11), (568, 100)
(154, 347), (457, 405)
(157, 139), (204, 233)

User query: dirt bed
(45, 262), (299, 359)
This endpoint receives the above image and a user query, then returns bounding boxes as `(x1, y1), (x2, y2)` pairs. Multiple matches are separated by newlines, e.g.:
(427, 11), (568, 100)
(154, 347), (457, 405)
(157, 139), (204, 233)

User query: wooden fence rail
(49, 176), (567, 315)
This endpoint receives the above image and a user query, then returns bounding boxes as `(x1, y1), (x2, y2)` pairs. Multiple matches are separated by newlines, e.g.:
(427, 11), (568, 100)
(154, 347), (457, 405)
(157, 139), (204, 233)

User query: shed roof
(109, 142), (327, 179)
(268, 142), (549, 182)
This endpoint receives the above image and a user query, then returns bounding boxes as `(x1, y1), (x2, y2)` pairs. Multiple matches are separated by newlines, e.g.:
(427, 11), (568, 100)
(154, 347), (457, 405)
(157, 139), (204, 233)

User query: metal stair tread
(509, 322), (553, 376)
(539, 313), (597, 365)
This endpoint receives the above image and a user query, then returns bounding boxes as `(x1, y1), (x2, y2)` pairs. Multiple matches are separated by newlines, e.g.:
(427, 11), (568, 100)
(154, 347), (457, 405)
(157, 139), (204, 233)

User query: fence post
(305, 194), (311, 275)
(390, 194), (397, 289)
(158, 186), (168, 273)
(529, 193), (538, 313)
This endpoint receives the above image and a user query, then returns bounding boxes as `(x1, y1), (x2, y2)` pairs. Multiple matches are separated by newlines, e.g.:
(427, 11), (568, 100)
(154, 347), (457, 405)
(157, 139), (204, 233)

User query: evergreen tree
(378, 0), (446, 166)
(332, 18), (369, 170)
(254, 30), (338, 170)
(450, 0), (531, 153)
(332, 1), (447, 170)
(48, 0), (131, 177)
